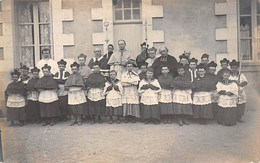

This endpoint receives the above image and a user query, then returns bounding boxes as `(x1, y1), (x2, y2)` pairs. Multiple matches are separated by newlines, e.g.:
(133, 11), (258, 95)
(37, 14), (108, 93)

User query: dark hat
(229, 59), (240, 67)
(140, 42), (149, 47)
(201, 53), (209, 59)
(189, 58), (198, 63)
(220, 58), (230, 64)
(77, 53), (87, 59)
(41, 64), (51, 71)
(70, 62), (80, 68)
(11, 69), (21, 76)
(125, 59), (137, 67)
(197, 63), (206, 69)
(207, 61), (217, 68)
(31, 67), (40, 73)
(146, 67), (154, 73)
(20, 65), (29, 71)
(57, 59), (67, 65)
(177, 63), (185, 69)
(179, 54), (189, 60)
(148, 47), (157, 52)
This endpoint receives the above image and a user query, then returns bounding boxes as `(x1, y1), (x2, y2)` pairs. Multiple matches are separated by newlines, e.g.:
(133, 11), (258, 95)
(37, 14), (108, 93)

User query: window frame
(14, 0), (53, 68)
(113, 0), (142, 24)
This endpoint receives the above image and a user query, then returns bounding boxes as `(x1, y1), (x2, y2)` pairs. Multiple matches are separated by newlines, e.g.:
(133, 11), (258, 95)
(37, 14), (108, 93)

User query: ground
(0, 106), (260, 163)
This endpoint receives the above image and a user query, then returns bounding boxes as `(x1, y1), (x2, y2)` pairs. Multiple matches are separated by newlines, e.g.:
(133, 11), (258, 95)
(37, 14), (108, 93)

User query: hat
(201, 53), (209, 59)
(197, 63), (206, 69)
(31, 67), (40, 73)
(148, 47), (157, 52)
(140, 42), (149, 48)
(189, 58), (198, 63)
(57, 59), (67, 65)
(177, 63), (185, 69)
(11, 69), (21, 76)
(77, 53), (87, 59)
(41, 64), (51, 71)
(20, 65), (29, 71)
(220, 58), (230, 64)
(70, 62), (80, 68)
(207, 61), (217, 68)
(229, 59), (240, 67)
(125, 59), (137, 67)
(179, 54), (189, 60)
(146, 67), (154, 73)
(138, 62), (148, 68)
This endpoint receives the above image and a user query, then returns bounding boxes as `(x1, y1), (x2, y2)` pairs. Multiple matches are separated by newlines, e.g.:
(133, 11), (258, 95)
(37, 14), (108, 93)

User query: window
(239, 0), (260, 61)
(15, 1), (51, 67)
(0, 0), (2, 12)
(114, 0), (141, 22)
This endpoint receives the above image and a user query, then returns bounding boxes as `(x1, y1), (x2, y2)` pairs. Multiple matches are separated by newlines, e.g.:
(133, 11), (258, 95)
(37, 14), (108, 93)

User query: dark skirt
(123, 104), (140, 118)
(237, 103), (246, 120)
(217, 106), (237, 126)
(40, 101), (61, 118)
(106, 106), (123, 116)
(69, 103), (86, 115)
(26, 100), (40, 121)
(142, 105), (160, 120)
(58, 96), (68, 116)
(212, 103), (218, 119)
(173, 103), (193, 116)
(88, 99), (105, 116)
(193, 104), (213, 119)
(159, 103), (174, 115)
(7, 107), (26, 121)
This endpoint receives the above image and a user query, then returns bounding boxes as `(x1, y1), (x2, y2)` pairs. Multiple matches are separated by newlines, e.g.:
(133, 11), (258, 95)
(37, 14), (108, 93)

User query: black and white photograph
(0, 0), (259, 162)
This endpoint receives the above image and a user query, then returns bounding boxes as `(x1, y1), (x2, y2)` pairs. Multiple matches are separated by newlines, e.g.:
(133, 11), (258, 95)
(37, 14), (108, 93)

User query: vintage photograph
(0, 0), (259, 162)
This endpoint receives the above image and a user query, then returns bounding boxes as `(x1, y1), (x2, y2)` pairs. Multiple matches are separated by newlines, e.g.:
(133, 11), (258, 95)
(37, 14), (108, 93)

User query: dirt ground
(0, 106), (259, 163)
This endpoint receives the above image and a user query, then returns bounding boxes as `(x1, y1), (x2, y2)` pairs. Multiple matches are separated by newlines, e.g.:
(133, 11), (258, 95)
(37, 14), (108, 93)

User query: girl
(65, 62), (87, 126)
(171, 64), (193, 126)
(85, 62), (106, 124)
(5, 69), (26, 126)
(121, 60), (140, 123)
(104, 70), (123, 124)
(216, 70), (238, 126)
(35, 64), (61, 126)
(138, 67), (161, 124)
(193, 63), (215, 125)
(158, 66), (174, 124)
(229, 60), (248, 122)
(26, 67), (41, 123)
(207, 61), (220, 119)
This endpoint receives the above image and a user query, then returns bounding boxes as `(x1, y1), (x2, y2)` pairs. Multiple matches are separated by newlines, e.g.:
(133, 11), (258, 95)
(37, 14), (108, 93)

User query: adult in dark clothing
(151, 46), (178, 78)
(136, 42), (149, 68)
(88, 47), (108, 71)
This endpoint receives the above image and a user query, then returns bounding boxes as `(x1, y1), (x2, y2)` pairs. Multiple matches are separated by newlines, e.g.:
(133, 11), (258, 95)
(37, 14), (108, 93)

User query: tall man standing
(37, 48), (58, 77)
(152, 47), (178, 78)
(108, 40), (136, 79)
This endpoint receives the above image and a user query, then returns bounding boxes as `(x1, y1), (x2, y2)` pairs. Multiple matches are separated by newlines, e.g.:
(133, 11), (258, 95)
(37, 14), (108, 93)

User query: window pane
(19, 25), (34, 45)
(115, 10), (123, 20)
(0, 48), (4, 60)
(116, 0), (122, 9)
(257, 0), (260, 14)
(18, 3), (33, 23)
(133, 9), (140, 19)
(124, 0), (131, 8)
(0, 1), (2, 12)
(38, 2), (50, 23)
(240, 39), (252, 60)
(240, 17), (252, 37)
(39, 24), (51, 44)
(240, 0), (251, 15)
(124, 10), (131, 20)
(20, 46), (35, 67)
(132, 0), (140, 8)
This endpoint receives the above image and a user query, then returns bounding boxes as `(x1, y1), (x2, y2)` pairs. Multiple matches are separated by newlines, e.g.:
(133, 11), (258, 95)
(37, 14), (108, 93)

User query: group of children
(5, 52), (248, 127)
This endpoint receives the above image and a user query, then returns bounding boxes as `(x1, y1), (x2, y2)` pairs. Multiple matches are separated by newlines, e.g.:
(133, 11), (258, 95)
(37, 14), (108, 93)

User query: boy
(54, 59), (70, 121)
(138, 62), (148, 80)
(121, 60), (140, 123)
(85, 62), (106, 124)
(179, 54), (189, 69)
(19, 65), (31, 85)
(145, 47), (158, 67)
(104, 70), (123, 124)
(158, 66), (174, 124)
(138, 67), (161, 124)
(217, 58), (232, 80)
(171, 64), (193, 126)
(186, 58), (198, 82)
(65, 62), (87, 126)
(201, 53), (209, 65)
(5, 69), (26, 126)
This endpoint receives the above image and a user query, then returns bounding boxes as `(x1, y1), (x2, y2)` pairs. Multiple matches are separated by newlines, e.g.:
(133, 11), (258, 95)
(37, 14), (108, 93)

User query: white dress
(216, 82), (238, 108)
(138, 79), (161, 105)
(159, 89), (173, 103)
(229, 73), (247, 104)
(172, 89), (192, 104)
(7, 94), (26, 108)
(104, 81), (123, 107)
(88, 88), (105, 102)
(193, 91), (212, 105)
(68, 87), (87, 105)
(38, 90), (58, 103)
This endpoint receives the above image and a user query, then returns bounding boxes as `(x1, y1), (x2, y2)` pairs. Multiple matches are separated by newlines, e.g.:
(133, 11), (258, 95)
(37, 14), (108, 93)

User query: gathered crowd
(5, 40), (248, 127)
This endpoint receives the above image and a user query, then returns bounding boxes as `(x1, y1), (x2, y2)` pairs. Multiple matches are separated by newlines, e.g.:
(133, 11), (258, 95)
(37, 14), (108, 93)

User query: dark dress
(151, 55), (178, 78)
(136, 51), (149, 68)
(5, 81), (27, 121)
(26, 77), (40, 121)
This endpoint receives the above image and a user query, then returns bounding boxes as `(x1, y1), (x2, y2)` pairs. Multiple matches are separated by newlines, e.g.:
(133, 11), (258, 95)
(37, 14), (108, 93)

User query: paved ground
(0, 106), (259, 163)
